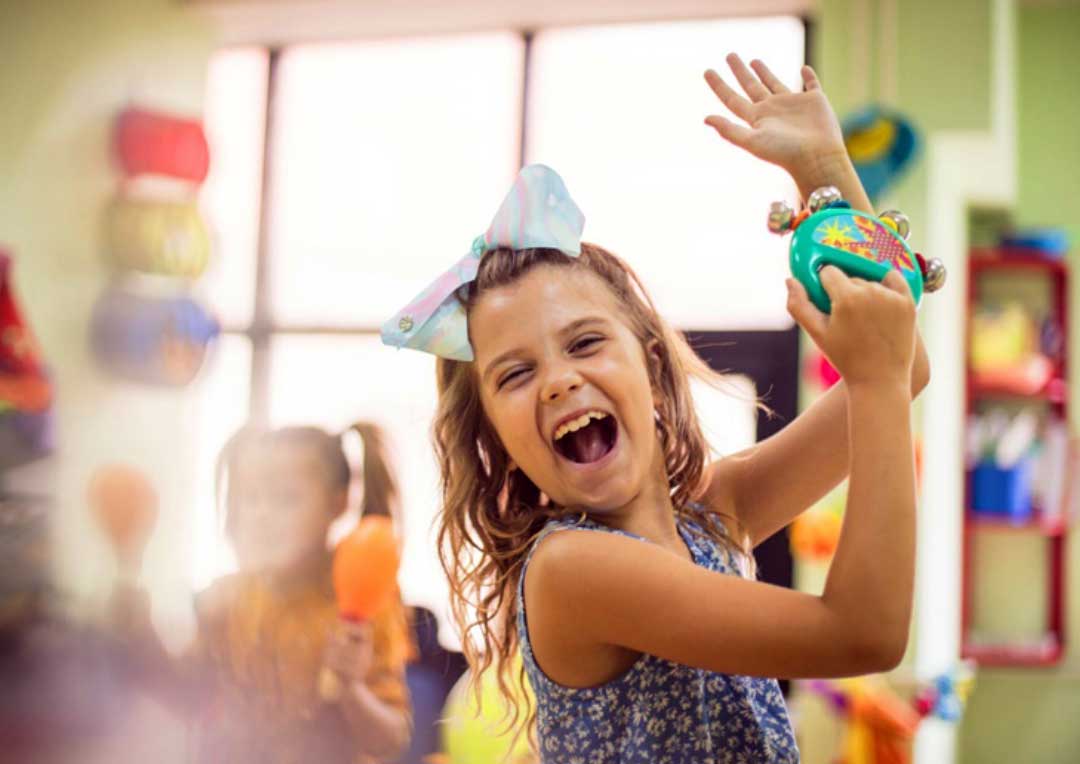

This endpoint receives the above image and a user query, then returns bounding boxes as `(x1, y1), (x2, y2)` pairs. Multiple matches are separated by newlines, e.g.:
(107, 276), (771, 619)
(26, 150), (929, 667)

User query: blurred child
(110, 422), (412, 764)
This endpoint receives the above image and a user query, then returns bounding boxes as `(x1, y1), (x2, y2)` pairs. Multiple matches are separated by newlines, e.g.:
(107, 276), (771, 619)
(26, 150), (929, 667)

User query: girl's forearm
(338, 680), (411, 759)
(792, 150), (873, 214)
(821, 382), (916, 665)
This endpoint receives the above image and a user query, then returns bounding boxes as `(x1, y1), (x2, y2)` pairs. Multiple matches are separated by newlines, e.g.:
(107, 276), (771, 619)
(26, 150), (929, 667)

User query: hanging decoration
(113, 107), (210, 184)
(93, 105), (218, 386)
(0, 250), (54, 470)
(842, 106), (921, 202)
(105, 195), (211, 279)
(90, 286), (219, 387)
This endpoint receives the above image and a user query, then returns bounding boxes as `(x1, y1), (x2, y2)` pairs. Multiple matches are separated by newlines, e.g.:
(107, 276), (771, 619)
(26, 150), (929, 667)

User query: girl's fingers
(704, 69), (754, 122)
(801, 65), (822, 92)
(726, 53), (771, 102)
(880, 268), (913, 297)
(749, 58), (790, 94)
(704, 115), (754, 148)
(785, 278), (828, 345)
(818, 265), (852, 301)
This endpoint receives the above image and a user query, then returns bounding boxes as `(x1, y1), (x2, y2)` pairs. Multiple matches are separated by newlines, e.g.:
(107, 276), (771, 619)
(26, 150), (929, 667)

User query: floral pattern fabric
(516, 513), (800, 764)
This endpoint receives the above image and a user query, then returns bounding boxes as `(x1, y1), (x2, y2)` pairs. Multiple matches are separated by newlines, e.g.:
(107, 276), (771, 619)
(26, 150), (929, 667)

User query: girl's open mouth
(552, 410), (618, 464)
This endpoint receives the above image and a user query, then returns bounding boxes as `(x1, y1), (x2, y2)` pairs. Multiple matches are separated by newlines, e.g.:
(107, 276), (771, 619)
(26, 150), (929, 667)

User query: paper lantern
(105, 195), (211, 278)
(114, 107), (210, 183)
(90, 286), (219, 386)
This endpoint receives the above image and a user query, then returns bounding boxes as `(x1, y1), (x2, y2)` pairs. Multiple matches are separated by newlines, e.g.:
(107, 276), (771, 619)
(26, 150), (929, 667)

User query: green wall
(813, 2), (1080, 763)
(960, 6), (1080, 762)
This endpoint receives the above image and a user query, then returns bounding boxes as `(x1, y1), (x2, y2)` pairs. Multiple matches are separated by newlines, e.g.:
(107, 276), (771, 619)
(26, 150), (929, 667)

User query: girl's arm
(700, 55), (928, 546)
(525, 267), (917, 680)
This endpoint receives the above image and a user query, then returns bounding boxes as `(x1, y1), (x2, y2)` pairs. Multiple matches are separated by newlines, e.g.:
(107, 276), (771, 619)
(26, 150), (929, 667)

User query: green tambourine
(768, 186), (946, 313)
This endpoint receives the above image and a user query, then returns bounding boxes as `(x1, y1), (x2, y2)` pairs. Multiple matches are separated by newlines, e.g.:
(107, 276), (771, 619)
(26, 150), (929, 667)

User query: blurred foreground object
(319, 516), (401, 701)
(88, 464), (159, 578)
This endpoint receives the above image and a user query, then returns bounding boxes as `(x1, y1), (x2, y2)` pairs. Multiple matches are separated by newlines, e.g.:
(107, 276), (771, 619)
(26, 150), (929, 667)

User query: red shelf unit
(961, 251), (1070, 667)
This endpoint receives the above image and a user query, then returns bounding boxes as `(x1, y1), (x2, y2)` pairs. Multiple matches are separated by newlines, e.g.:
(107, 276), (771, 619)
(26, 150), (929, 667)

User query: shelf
(963, 252), (1070, 668)
(966, 510), (1068, 536)
(962, 636), (1063, 667)
(969, 377), (1067, 404)
(970, 249), (1068, 274)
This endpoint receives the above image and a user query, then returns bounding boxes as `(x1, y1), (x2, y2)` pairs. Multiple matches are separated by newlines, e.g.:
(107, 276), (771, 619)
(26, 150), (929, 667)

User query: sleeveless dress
(516, 513), (800, 764)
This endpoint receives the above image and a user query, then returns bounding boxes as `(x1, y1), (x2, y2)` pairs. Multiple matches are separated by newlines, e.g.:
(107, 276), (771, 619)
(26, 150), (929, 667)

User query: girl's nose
(540, 365), (584, 404)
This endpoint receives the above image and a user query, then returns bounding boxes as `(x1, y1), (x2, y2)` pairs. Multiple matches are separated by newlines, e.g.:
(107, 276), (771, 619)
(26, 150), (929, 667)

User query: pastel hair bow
(380, 164), (585, 361)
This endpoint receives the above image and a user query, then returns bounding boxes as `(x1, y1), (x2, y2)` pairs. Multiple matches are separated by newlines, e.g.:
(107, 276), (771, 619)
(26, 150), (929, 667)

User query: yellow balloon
(442, 657), (536, 764)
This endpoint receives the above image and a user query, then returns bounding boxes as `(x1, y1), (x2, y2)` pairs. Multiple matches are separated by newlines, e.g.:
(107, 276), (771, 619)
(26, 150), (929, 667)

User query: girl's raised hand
(786, 267), (917, 390)
(705, 54), (846, 185)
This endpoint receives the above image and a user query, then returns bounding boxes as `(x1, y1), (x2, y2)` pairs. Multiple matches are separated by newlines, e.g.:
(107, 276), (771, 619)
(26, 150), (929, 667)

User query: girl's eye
(570, 335), (603, 353)
(498, 367), (529, 390)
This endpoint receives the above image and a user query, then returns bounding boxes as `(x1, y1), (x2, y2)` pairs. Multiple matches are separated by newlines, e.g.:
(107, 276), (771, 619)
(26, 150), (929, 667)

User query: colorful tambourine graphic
(768, 186), (946, 314)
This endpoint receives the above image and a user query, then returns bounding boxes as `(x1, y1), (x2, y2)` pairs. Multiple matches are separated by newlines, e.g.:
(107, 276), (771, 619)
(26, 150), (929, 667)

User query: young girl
(382, 55), (928, 762)
(109, 422), (413, 764)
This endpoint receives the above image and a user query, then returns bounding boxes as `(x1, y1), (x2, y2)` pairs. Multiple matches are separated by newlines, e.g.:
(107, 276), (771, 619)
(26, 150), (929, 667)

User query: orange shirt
(191, 569), (412, 764)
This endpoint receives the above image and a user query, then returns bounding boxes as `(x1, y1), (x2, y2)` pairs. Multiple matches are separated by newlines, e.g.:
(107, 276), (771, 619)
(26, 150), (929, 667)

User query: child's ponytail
(345, 422), (400, 522)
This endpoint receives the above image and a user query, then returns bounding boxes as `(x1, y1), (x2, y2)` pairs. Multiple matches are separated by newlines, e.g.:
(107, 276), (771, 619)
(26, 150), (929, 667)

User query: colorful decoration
(90, 286), (219, 386)
(381, 164), (585, 362)
(88, 464), (159, 570)
(441, 656), (537, 764)
(319, 516), (401, 700)
(768, 187), (945, 314)
(807, 350), (842, 391)
(113, 107), (210, 183)
(791, 506), (843, 562)
(802, 664), (975, 764)
(841, 106), (920, 202)
(0, 250), (54, 470)
(105, 195), (211, 278)
(98, 105), (217, 388)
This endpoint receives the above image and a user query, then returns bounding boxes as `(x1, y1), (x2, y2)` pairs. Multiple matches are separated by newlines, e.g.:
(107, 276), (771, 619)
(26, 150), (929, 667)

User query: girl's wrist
(845, 377), (912, 405)
(790, 147), (857, 200)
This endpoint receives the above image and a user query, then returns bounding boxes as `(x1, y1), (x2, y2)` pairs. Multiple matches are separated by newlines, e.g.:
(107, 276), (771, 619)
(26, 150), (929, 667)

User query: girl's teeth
(554, 410), (608, 441)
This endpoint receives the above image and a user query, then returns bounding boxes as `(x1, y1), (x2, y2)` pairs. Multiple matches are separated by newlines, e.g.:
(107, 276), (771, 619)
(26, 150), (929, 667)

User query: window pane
(188, 334), (252, 589)
(268, 35), (524, 325)
(527, 18), (805, 330)
(692, 374), (757, 458)
(201, 47), (267, 327)
(267, 335), (447, 636)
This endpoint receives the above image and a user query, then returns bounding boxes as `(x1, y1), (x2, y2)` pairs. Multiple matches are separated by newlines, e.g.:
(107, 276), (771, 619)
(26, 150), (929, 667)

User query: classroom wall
(0, 0), (216, 636)
(958, 4), (1080, 763)
(815, 2), (1080, 763)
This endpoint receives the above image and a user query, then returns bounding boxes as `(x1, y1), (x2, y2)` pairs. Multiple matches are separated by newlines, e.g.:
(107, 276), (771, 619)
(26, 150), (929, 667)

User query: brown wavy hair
(433, 242), (752, 742)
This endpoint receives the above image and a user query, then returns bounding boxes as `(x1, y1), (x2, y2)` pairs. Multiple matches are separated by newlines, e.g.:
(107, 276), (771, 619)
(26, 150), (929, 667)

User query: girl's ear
(508, 459), (518, 472)
(645, 338), (665, 405)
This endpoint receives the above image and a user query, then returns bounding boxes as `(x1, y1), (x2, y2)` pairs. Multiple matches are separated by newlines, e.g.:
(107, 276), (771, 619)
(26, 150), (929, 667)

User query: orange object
(332, 516), (400, 621)
(88, 464), (159, 555)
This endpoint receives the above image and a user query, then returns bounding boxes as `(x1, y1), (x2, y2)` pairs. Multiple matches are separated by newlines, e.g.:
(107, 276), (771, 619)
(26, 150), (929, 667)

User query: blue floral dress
(516, 513), (800, 764)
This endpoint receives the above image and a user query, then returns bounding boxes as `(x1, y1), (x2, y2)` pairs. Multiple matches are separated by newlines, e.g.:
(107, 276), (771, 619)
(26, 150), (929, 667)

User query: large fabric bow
(380, 164), (585, 361)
